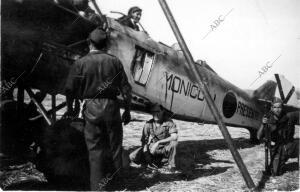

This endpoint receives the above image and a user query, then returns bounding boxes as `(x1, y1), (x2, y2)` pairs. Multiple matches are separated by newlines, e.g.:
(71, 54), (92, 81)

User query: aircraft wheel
(0, 99), (35, 159)
(248, 129), (260, 144)
(36, 118), (90, 190)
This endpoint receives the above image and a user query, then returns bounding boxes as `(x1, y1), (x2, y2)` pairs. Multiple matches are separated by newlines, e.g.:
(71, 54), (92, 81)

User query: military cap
(128, 6), (142, 15)
(88, 28), (107, 45)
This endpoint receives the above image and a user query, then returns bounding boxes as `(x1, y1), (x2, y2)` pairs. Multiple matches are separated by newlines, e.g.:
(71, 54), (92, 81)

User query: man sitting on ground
(130, 104), (178, 171)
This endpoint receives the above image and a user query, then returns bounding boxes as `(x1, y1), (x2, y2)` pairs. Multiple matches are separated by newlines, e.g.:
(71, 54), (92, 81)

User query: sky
(92, 0), (300, 90)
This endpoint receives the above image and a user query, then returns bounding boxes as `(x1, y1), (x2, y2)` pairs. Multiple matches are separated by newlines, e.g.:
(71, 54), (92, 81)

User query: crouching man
(130, 104), (178, 171)
(257, 98), (299, 176)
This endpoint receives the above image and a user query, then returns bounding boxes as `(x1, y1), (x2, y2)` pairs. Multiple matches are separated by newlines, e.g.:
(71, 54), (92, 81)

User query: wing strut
(25, 88), (53, 126)
(158, 0), (255, 189)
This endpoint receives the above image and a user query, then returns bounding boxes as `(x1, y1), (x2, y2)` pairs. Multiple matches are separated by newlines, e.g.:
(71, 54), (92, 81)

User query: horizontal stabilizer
(251, 80), (277, 101)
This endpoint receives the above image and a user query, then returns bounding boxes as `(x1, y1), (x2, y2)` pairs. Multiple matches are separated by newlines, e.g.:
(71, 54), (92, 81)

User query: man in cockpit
(117, 6), (142, 31)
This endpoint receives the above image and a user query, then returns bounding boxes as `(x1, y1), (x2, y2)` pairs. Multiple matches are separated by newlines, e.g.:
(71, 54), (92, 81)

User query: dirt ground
(121, 111), (299, 191)
(3, 93), (299, 191)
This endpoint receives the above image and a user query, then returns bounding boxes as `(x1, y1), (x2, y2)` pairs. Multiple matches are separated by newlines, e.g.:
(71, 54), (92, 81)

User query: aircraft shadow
(127, 137), (254, 169)
(121, 138), (255, 191)
(176, 138), (255, 167)
(115, 166), (232, 191)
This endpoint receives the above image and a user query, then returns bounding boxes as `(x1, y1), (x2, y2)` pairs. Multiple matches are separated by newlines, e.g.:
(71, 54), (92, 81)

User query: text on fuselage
(236, 101), (259, 120)
(166, 73), (205, 101)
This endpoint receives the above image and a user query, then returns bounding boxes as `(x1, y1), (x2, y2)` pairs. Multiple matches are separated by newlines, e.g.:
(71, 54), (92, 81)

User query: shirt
(141, 119), (178, 145)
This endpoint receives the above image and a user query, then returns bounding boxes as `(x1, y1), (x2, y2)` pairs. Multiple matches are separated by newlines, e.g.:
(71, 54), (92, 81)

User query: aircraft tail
(273, 74), (299, 106)
(250, 74), (300, 109)
(251, 80), (277, 101)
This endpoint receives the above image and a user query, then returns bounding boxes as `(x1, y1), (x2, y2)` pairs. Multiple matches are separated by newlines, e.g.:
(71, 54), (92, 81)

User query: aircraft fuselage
(1, 0), (264, 131)
(106, 18), (263, 130)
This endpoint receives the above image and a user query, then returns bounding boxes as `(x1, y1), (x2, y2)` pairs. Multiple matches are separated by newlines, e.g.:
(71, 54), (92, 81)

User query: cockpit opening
(131, 46), (155, 86)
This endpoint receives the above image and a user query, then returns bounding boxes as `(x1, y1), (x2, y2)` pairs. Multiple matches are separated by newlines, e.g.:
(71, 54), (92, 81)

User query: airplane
(1, 0), (299, 189)
(2, 0), (298, 138)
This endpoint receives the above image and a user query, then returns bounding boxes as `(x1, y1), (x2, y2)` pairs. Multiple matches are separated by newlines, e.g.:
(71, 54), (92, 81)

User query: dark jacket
(65, 50), (131, 100)
(269, 111), (299, 145)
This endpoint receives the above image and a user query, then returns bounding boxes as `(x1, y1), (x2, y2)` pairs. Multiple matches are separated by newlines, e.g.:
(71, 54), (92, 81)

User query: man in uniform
(257, 98), (299, 176)
(65, 28), (132, 190)
(129, 104), (178, 171)
(117, 6), (142, 31)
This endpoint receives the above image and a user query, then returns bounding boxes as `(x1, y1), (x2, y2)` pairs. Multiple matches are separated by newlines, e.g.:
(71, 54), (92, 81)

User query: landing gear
(0, 86), (66, 159)
(0, 89), (45, 160)
(249, 129), (260, 144)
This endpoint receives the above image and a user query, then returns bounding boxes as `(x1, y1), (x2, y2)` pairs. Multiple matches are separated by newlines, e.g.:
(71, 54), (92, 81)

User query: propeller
(274, 74), (295, 104)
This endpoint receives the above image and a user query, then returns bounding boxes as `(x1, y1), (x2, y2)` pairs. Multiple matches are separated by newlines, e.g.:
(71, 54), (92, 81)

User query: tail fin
(274, 74), (298, 106)
(251, 80), (277, 101)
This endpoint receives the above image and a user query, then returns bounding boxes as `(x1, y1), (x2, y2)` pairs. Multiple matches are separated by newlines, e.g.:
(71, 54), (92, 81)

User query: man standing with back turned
(65, 28), (132, 190)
